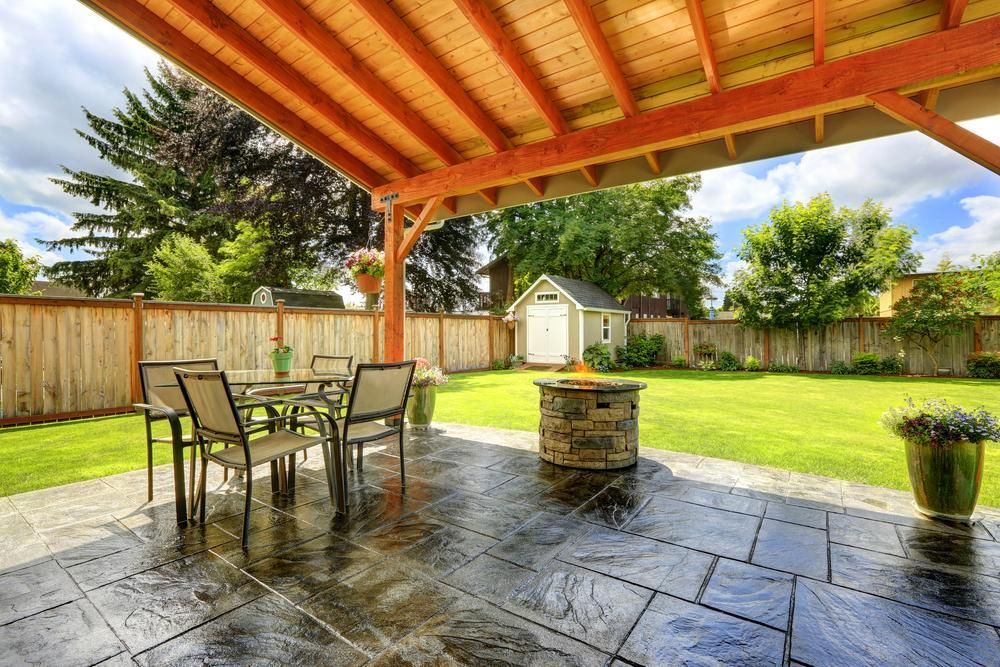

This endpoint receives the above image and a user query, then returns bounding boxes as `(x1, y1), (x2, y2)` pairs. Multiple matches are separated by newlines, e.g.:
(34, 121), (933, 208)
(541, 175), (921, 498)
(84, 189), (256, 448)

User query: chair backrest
(173, 368), (244, 444)
(311, 354), (353, 376)
(139, 358), (219, 412)
(345, 361), (416, 424)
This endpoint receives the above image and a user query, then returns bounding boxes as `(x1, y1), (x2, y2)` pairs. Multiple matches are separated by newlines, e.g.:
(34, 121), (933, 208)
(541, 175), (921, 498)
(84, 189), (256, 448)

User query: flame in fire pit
(554, 378), (629, 389)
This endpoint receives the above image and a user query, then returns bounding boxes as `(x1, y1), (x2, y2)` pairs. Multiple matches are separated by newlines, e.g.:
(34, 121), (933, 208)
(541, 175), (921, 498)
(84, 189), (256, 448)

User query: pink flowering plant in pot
(881, 398), (1000, 523)
(269, 336), (294, 376)
(407, 357), (449, 430)
(347, 248), (385, 293)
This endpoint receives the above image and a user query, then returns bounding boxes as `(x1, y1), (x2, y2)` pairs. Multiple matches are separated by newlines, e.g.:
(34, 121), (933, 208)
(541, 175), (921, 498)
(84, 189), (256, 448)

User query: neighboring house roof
(255, 286), (345, 309)
(509, 274), (630, 313)
(476, 255), (509, 275)
(30, 280), (86, 298)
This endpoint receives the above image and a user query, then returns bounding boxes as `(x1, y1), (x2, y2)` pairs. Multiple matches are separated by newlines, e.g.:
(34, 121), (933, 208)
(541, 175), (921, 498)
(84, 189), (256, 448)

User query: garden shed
(251, 286), (345, 309)
(509, 275), (630, 365)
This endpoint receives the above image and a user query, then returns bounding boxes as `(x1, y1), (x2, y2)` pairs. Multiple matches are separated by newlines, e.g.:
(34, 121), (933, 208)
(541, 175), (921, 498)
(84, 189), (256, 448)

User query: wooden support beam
(869, 91), (1000, 174)
(442, 196), (458, 214)
(383, 200), (406, 362)
(478, 188), (499, 206)
(454, 0), (568, 136)
(256, 0), (462, 166)
(525, 177), (546, 197)
(353, 0), (510, 153)
(397, 195), (444, 262)
(644, 152), (662, 175)
(723, 134), (737, 160)
(170, 0), (417, 179)
(373, 17), (1000, 206)
(564, 0), (638, 117)
(686, 0), (737, 163)
(918, 0), (969, 110)
(83, 0), (385, 189)
(814, 114), (825, 143)
(580, 164), (599, 187)
(813, 0), (826, 66)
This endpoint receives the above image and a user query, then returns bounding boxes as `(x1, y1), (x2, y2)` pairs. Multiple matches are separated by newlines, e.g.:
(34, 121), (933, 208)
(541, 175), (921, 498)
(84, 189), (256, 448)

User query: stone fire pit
(534, 377), (647, 470)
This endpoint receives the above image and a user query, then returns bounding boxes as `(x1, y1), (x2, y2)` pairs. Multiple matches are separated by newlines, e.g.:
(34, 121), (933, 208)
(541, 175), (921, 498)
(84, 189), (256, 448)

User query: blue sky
(1, 1), (999, 299)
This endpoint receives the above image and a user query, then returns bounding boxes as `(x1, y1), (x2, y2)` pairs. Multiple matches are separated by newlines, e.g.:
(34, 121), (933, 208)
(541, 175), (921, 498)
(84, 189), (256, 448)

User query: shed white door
(526, 304), (569, 363)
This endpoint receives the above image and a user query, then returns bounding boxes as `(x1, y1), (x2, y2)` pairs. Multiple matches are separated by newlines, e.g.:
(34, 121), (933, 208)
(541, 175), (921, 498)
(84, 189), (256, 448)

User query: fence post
(762, 328), (770, 369)
(488, 317), (495, 366)
(275, 298), (285, 341)
(438, 312), (446, 370)
(130, 293), (144, 403)
(974, 316), (983, 353)
(858, 316), (865, 352)
(683, 318), (690, 366)
(372, 311), (381, 362)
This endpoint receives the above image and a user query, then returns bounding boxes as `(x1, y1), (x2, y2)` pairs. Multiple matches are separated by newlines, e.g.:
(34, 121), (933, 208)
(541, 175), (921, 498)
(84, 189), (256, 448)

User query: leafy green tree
(884, 269), (987, 374)
(973, 252), (1000, 306)
(728, 194), (919, 338)
(0, 241), (42, 294)
(148, 234), (224, 302)
(486, 176), (721, 318)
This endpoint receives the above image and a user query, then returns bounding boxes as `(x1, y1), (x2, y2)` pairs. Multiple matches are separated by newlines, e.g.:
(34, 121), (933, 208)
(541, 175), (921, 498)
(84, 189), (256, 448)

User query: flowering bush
(502, 311), (519, 323)
(346, 248), (385, 279)
(881, 398), (1000, 447)
(269, 336), (292, 354)
(412, 357), (449, 387)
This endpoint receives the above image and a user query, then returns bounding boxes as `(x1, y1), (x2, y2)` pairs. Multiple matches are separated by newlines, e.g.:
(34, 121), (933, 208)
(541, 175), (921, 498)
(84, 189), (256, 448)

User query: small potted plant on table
(407, 358), (448, 430)
(347, 248), (385, 294)
(881, 398), (999, 523)
(270, 336), (294, 376)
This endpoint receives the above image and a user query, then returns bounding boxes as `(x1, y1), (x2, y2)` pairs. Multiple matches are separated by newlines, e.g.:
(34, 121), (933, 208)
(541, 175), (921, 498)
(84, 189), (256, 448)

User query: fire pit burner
(534, 377), (647, 470)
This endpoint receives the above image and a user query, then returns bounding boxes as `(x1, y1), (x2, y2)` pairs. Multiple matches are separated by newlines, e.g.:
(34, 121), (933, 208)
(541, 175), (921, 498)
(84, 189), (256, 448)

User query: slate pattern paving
(1, 422), (999, 665)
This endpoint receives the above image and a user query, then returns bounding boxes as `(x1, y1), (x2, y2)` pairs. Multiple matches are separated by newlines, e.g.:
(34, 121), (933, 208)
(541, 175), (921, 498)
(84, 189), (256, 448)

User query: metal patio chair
(293, 354), (354, 417)
(174, 367), (339, 549)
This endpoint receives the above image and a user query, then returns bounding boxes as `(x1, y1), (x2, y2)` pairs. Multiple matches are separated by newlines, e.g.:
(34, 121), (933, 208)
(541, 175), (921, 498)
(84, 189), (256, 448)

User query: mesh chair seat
(207, 429), (322, 468)
(337, 419), (398, 444)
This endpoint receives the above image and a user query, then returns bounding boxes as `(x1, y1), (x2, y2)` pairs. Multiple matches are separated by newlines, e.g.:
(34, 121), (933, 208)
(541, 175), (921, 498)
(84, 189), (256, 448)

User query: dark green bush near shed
(583, 343), (613, 372)
(616, 333), (665, 369)
(968, 352), (1000, 379)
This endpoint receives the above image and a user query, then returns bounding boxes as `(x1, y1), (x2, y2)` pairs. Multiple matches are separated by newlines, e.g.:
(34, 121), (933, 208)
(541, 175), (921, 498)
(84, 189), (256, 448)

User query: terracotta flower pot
(905, 438), (986, 522)
(355, 273), (382, 294)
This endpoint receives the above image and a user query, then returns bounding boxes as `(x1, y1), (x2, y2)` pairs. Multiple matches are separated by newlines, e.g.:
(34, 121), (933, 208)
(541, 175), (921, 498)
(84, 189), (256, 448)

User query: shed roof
(512, 274), (630, 313)
(259, 286), (345, 309)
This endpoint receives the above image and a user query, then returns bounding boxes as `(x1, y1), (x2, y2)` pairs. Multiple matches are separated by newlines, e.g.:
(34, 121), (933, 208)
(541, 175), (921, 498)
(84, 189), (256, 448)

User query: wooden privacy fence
(628, 316), (998, 376)
(0, 294), (513, 425)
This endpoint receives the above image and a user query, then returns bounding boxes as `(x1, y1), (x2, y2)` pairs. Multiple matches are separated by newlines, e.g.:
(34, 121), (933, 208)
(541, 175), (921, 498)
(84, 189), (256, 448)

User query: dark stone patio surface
(2, 423), (1000, 666)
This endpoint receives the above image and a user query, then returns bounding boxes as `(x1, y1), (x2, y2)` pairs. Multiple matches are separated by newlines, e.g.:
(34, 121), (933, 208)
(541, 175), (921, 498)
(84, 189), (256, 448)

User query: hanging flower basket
(347, 248), (385, 294)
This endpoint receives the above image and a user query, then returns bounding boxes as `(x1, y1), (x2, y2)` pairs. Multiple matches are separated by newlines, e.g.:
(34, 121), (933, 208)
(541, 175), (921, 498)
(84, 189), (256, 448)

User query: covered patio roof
(80, 0), (1000, 360)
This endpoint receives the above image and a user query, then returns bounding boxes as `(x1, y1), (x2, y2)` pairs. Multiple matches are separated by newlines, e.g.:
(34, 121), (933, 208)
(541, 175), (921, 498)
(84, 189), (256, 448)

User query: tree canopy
(0, 241), (41, 295)
(485, 176), (721, 318)
(46, 64), (483, 310)
(728, 194), (920, 331)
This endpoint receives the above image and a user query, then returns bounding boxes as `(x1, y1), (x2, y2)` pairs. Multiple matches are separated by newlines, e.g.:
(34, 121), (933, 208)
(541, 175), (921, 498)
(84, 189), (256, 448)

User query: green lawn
(2, 370), (999, 506)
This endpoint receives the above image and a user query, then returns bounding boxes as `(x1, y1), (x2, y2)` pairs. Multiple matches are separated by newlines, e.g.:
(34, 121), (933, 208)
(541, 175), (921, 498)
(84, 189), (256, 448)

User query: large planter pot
(407, 385), (437, 430)
(905, 438), (986, 522)
(355, 273), (382, 294)
(270, 350), (293, 376)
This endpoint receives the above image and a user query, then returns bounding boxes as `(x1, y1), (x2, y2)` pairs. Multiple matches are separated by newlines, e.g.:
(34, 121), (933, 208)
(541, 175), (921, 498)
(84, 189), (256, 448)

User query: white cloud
(0, 209), (74, 266)
(691, 115), (1000, 224)
(917, 195), (1000, 269)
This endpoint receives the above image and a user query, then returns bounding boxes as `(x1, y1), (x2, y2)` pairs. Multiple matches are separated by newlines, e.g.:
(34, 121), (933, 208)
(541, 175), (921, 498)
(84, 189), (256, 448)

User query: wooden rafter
(81, 0), (385, 188)
(352, 0), (509, 153)
(919, 0), (970, 110)
(814, 0), (826, 142)
(580, 164), (599, 187)
(371, 16), (1000, 207)
(525, 177), (546, 197)
(169, 0), (417, 178)
(870, 91), (1000, 174)
(397, 195), (445, 262)
(255, 0), (462, 167)
(685, 0), (737, 159)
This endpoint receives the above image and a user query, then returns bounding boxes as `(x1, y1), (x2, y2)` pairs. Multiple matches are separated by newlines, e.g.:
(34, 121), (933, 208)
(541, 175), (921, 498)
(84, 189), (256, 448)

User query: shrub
(697, 358), (716, 371)
(583, 343), (613, 372)
(616, 333), (665, 369)
(830, 360), (851, 375)
(851, 352), (881, 375)
(744, 355), (761, 371)
(508, 354), (524, 367)
(717, 351), (742, 371)
(879, 354), (904, 375)
(768, 362), (799, 373)
(968, 352), (1000, 379)
(671, 355), (687, 368)
(692, 342), (717, 357)
(490, 359), (508, 370)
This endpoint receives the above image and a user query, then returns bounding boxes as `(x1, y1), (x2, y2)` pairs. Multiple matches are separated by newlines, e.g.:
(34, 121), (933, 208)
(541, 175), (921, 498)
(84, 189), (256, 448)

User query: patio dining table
(155, 369), (352, 523)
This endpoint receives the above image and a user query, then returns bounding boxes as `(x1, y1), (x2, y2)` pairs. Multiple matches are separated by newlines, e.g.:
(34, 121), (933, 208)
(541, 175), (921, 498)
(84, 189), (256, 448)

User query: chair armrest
(133, 403), (184, 444)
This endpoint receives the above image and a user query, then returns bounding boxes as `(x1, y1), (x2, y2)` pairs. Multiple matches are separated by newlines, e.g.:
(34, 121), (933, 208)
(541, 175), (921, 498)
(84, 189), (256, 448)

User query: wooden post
(276, 298), (285, 341)
(130, 293), (144, 403)
(683, 318), (690, 366)
(438, 312), (446, 370)
(974, 316), (983, 353)
(857, 316), (865, 352)
(762, 328), (770, 369)
(487, 317), (495, 367)
(383, 199), (406, 362)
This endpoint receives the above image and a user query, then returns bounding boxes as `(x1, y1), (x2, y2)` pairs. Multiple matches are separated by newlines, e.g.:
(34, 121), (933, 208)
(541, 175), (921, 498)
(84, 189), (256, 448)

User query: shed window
(535, 292), (559, 303)
(601, 314), (611, 342)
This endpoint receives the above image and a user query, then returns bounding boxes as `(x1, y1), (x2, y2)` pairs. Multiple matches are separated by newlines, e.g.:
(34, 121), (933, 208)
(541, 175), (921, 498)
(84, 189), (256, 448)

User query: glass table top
(157, 369), (351, 388)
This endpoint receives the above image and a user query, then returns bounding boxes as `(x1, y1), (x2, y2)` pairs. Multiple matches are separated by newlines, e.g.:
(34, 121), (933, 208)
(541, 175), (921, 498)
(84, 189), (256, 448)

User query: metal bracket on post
(379, 193), (399, 222)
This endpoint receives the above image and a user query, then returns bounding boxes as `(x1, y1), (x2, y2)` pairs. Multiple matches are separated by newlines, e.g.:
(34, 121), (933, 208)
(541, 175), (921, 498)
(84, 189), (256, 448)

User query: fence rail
(0, 294), (513, 425)
(627, 316), (996, 376)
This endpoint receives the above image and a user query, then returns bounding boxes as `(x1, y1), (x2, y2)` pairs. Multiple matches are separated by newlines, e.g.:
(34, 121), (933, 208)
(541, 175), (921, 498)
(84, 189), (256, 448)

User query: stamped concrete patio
(2, 423), (999, 666)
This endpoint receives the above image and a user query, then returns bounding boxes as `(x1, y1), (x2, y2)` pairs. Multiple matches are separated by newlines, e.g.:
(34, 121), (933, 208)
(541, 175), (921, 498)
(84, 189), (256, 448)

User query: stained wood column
(383, 199), (406, 362)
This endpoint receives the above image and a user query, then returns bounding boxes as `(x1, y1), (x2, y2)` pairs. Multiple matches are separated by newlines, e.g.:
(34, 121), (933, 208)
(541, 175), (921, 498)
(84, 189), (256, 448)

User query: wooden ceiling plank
(352, 0), (511, 153)
(453, 0), (569, 136)
(169, 0), (418, 178)
(397, 194), (445, 262)
(82, 0), (384, 189)
(255, 0), (463, 166)
(371, 16), (1000, 206)
(563, 0), (640, 117)
(870, 90), (1000, 174)
(919, 0), (970, 110)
